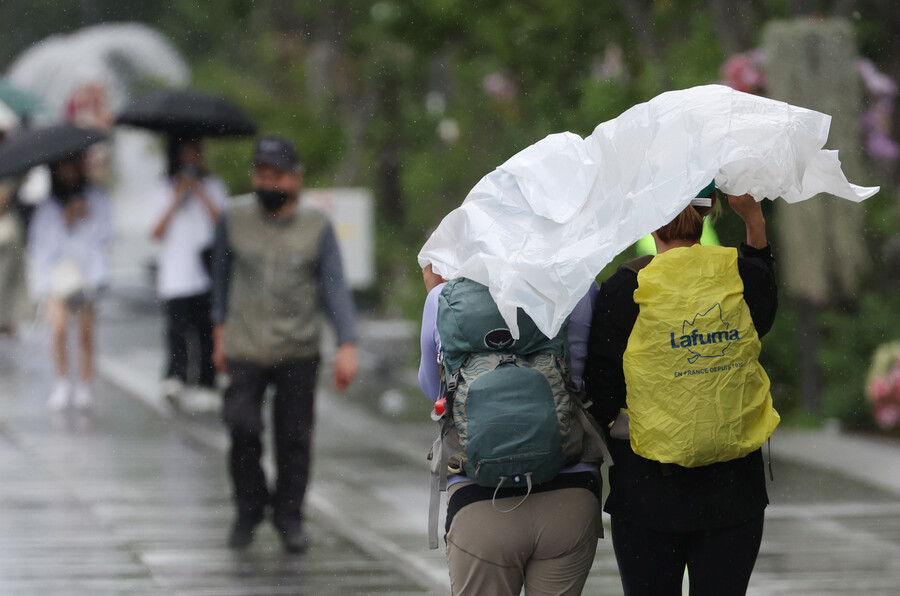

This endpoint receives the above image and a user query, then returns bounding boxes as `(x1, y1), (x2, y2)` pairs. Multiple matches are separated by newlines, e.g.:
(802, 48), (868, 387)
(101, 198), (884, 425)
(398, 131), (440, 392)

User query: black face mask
(255, 188), (291, 213)
(52, 176), (87, 206)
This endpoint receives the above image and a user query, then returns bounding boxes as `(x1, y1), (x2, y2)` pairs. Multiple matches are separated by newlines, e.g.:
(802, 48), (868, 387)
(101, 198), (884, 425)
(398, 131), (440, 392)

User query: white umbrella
(6, 22), (189, 122)
(418, 84), (879, 339)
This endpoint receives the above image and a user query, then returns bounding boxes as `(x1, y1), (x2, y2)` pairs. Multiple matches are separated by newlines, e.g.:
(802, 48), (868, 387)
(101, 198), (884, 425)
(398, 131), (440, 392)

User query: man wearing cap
(211, 135), (359, 553)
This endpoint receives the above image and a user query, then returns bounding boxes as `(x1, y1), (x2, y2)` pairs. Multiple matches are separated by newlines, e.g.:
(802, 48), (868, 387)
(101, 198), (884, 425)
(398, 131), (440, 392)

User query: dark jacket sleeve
(583, 269), (639, 427)
(210, 216), (233, 326)
(737, 242), (778, 338)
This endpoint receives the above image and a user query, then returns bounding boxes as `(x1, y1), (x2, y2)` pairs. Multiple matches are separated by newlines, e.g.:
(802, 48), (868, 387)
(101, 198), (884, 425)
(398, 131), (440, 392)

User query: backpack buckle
(498, 354), (517, 365)
(446, 375), (458, 392)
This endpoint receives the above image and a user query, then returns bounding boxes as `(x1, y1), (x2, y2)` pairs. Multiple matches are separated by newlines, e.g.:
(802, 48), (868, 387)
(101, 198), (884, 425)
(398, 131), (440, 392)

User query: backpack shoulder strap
(428, 414), (459, 549)
(619, 254), (654, 275)
(427, 423), (448, 549)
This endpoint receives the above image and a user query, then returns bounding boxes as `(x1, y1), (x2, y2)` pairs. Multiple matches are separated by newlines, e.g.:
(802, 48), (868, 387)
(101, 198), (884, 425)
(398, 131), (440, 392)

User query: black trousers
(222, 357), (319, 525)
(163, 292), (215, 387)
(611, 514), (764, 596)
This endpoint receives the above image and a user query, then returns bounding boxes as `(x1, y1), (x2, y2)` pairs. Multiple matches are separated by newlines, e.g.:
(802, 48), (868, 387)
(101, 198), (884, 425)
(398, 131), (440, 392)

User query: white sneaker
(161, 377), (184, 409)
(72, 383), (93, 409)
(215, 373), (231, 392)
(184, 387), (221, 413)
(47, 380), (71, 411)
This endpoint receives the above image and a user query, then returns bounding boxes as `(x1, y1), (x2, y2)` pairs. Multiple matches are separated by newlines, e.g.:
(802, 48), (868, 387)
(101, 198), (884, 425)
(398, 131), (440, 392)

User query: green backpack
(426, 279), (611, 548)
(437, 278), (583, 487)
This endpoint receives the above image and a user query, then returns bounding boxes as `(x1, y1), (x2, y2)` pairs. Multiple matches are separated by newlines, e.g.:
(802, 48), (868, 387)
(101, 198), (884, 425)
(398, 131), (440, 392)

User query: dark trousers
(222, 357), (319, 525)
(163, 292), (215, 387)
(611, 515), (764, 596)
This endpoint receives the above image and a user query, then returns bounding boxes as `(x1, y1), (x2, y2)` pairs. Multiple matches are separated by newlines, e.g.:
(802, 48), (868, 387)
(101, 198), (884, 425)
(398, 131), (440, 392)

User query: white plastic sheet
(418, 84), (879, 339)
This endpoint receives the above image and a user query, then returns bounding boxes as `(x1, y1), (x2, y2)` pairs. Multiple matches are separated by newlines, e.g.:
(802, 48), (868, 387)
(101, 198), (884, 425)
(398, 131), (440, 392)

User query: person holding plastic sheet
(418, 264), (604, 596)
(28, 153), (113, 410)
(583, 183), (779, 596)
(211, 135), (359, 553)
(147, 137), (227, 410)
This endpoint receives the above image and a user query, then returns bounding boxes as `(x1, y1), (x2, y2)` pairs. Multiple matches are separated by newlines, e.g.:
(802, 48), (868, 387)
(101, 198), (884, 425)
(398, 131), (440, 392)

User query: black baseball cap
(252, 135), (300, 171)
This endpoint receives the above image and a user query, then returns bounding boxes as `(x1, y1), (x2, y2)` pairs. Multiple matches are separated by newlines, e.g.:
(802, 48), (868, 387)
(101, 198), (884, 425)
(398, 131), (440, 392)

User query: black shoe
(228, 514), (262, 550)
(274, 520), (308, 553)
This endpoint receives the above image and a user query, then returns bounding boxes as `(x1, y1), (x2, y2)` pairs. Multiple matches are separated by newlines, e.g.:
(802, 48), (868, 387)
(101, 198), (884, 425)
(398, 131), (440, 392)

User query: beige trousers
(446, 483), (602, 596)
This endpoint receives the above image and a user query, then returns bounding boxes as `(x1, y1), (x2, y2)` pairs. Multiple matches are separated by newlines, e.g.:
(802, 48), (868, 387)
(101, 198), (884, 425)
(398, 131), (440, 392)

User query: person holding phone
(147, 137), (227, 410)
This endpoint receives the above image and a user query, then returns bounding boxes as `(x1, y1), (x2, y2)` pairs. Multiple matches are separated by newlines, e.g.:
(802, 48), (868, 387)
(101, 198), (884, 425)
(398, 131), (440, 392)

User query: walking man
(211, 135), (359, 553)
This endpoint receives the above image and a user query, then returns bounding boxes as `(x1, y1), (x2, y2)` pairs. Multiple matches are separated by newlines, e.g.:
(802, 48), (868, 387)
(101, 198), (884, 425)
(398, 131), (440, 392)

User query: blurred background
(4, 3), (900, 595)
(1, 0), (900, 436)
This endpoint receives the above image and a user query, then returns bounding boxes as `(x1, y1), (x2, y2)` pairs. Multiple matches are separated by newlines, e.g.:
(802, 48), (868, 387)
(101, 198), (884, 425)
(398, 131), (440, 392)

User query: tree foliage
(3, 0), (900, 424)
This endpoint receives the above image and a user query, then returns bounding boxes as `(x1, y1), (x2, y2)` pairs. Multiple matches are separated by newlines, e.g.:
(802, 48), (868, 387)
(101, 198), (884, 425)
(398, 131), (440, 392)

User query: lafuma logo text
(669, 304), (738, 364)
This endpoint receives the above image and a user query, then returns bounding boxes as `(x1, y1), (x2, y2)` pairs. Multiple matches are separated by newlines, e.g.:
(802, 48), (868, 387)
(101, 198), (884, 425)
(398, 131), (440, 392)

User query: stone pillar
(762, 18), (868, 411)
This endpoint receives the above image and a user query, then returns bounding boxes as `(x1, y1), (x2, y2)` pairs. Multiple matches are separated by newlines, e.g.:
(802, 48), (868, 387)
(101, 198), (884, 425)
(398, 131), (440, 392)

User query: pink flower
(482, 72), (518, 103)
(859, 59), (898, 97)
(874, 403), (900, 430)
(868, 377), (891, 401)
(720, 50), (766, 94)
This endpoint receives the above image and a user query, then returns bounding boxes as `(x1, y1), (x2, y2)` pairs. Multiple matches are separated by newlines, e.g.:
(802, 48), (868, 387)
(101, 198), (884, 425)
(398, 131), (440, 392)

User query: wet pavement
(0, 342), (433, 595)
(3, 290), (900, 595)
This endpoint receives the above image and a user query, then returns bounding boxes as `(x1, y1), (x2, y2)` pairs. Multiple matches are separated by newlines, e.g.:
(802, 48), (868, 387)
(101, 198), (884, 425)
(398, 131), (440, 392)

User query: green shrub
(818, 292), (900, 429)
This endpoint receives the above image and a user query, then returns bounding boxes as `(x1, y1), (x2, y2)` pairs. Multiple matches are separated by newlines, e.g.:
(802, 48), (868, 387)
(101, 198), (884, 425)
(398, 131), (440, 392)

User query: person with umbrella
(117, 88), (256, 411)
(147, 136), (227, 410)
(210, 135), (359, 553)
(27, 142), (113, 410)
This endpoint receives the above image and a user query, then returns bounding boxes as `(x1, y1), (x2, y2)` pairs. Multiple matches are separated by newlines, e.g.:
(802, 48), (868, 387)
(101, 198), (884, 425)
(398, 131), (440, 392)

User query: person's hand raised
(727, 193), (767, 249)
(726, 193), (762, 222)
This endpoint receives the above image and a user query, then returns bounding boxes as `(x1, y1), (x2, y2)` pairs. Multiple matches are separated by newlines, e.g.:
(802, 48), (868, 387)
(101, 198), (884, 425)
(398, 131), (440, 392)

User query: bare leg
(47, 298), (68, 378)
(46, 299), (71, 410)
(77, 304), (95, 383)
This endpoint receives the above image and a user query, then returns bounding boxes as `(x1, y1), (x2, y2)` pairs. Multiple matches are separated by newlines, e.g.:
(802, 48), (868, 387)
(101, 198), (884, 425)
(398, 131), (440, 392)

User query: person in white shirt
(148, 137), (227, 407)
(28, 153), (113, 410)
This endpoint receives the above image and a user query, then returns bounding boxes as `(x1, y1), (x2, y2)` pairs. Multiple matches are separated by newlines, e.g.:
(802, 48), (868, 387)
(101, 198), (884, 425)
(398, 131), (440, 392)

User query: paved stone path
(4, 291), (900, 595)
(0, 334), (434, 596)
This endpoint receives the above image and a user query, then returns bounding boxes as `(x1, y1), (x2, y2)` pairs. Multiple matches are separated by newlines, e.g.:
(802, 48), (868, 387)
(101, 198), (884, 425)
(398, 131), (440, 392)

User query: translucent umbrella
(6, 23), (189, 122)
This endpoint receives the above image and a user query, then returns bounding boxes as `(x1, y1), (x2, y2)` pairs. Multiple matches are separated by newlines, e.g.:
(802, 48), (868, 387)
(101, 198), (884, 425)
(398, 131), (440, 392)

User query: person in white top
(28, 153), (114, 410)
(147, 137), (227, 407)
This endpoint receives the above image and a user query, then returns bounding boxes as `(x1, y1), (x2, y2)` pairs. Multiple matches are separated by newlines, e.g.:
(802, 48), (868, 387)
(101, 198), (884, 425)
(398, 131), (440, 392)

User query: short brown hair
(655, 194), (717, 243)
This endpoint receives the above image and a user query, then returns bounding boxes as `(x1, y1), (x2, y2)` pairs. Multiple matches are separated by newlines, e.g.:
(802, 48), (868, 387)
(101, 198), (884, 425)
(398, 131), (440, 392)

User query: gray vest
(224, 199), (327, 366)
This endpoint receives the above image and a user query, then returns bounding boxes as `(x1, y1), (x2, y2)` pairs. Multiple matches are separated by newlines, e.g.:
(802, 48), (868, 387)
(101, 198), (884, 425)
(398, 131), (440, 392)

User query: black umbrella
(0, 123), (107, 179)
(116, 89), (257, 137)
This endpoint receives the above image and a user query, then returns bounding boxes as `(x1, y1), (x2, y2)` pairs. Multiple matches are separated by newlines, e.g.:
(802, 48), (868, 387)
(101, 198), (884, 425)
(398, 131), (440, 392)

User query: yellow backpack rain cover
(623, 245), (779, 467)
